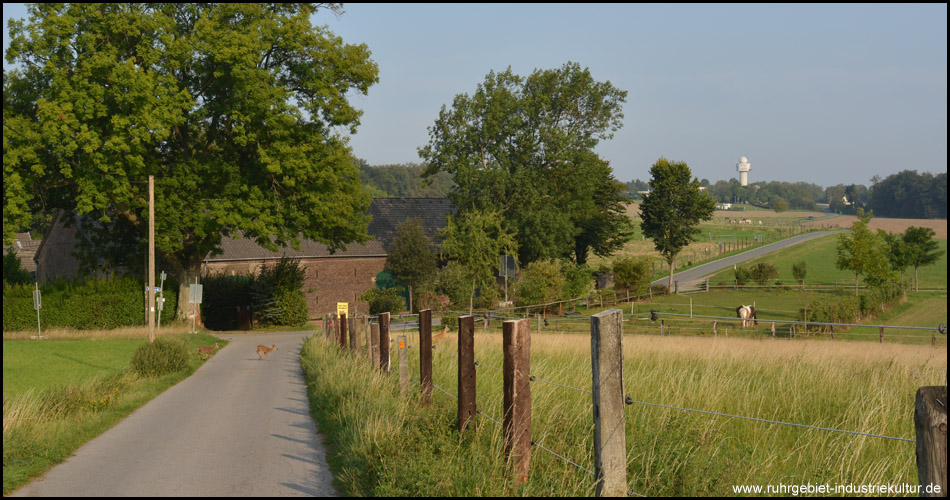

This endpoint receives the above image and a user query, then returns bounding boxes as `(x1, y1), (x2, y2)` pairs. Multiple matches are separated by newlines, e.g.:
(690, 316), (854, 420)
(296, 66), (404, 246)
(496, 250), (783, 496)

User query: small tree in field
(639, 158), (716, 291)
(792, 261), (807, 289)
(749, 262), (779, 287)
(900, 226), (944, 292)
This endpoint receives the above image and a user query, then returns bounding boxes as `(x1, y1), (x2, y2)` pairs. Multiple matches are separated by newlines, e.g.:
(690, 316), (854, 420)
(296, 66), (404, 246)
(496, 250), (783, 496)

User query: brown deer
(198, 342), (220, 360)
(256, 344), (278, 360)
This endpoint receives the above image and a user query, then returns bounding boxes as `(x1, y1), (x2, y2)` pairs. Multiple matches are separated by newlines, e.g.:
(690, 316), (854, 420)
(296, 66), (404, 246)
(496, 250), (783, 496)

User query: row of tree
(835, 210), (944, 294)
(624, 170), (947, 219)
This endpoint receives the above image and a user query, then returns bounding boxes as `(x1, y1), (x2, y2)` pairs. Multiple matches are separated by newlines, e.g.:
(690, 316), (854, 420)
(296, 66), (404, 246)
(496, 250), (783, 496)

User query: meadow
(2, 327), (226, 495)
(301, 328), (946, 496)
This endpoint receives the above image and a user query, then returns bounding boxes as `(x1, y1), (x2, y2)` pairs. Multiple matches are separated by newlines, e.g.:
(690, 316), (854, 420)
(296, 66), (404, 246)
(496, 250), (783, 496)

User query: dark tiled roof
(205, 198), (454, 262)
(367, 197), (454, 251)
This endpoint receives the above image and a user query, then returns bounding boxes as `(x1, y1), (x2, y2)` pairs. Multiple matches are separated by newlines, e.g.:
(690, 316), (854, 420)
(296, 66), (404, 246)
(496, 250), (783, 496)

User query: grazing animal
(736, 305), (757, 327)
(256, 344), (277, 360)
(198, 342), (220, 360)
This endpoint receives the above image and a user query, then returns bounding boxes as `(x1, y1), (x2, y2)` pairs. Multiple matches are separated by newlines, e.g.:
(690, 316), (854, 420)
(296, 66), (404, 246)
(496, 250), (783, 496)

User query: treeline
(622, 170), (947, 219)
(868, 170), (947, 219)
(357, 160), (454, 198)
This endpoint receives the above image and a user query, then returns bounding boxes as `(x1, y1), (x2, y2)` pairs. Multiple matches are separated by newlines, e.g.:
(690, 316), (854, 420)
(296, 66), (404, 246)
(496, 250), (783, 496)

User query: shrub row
(3, 277), (178, 331)
(798, 283), (904, 331)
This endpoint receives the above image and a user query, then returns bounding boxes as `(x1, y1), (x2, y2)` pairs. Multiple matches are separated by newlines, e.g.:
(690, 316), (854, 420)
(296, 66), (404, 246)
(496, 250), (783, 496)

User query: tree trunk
(408, 284), (414, 314)
(914, 266), (919, 292)
(667, 257), (675, 292)
(470, 278), (475, 315)
(855, 273), (859, 296)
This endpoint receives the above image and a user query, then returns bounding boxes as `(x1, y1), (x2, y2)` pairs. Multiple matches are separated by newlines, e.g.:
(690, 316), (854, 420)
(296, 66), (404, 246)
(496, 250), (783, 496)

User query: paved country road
(12, 331), (336, 497)
(652, 230), (840, 291)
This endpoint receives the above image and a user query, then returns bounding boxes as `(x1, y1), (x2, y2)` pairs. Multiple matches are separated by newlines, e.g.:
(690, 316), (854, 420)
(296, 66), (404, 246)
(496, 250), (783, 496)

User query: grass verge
(2, 331), (226, 495)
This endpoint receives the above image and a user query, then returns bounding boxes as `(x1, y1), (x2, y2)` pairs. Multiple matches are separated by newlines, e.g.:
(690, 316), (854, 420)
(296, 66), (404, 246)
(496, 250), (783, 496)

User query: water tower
(736, 156), (751, 186)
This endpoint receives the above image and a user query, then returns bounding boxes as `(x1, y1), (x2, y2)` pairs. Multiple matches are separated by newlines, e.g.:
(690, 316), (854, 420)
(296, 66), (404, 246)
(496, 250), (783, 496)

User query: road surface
(651, 230), (839, 292)
(12, 330), (336, 497)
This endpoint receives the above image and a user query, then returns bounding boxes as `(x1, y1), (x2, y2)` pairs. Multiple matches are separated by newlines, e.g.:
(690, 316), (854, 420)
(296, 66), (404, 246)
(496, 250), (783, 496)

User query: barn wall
(203, 256), (387, 318)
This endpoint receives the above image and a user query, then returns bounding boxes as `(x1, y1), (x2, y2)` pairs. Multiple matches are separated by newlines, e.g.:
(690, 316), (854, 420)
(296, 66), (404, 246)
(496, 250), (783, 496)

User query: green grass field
(2, 330), (226, 495)
(707, 234), (947, 290)
(2, 339), (148, 397)
(302, 330), (946, 496)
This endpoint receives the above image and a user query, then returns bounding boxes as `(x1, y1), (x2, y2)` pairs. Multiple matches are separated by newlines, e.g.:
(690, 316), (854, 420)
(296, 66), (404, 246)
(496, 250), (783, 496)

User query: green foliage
(433, 262), (471, 309)
(734, 266), (751, 286)
(514, 259), (565, 311)
(900, 226), (945, 292)
(130, 338), (188, 378)
(420, 62), (631, 265)
(439, 209), (516, 312)
(251, 258), (308, 327)
(792, 261), (807, 285)
(386, 218), (437, 312)
(360, 287), (406, 315)
(869, 170), (947, 219)
(357, 160), (454, 198)
(772, 199), (789, 213)
(749, 262), (779, 286)
(3, 4), (377, 322)
(3, 251), (33, 285)
(612, 256), (652, 296)
(640, 158), (716, 288)
(3, 277), (178, 331)
(835, 219), (893, 294)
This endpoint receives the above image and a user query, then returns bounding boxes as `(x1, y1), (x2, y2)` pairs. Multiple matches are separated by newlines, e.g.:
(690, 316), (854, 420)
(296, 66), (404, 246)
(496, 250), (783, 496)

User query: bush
(734, 267), (751, 286)
(130, 338), (188, 377)
(514, 259), (564, 311)
(749, 263), (779, 286)
(612, 257), (651, 296)
(361, 287), (405, 315)
(3, 251), (33, 285)
(792, 261), (807, 286)
(251, 257), (308, 327)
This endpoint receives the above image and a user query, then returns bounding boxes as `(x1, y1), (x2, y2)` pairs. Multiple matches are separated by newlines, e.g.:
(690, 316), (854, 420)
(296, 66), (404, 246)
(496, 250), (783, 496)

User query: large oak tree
(419, 62), (632, 266)
(3, 4), (378, 318)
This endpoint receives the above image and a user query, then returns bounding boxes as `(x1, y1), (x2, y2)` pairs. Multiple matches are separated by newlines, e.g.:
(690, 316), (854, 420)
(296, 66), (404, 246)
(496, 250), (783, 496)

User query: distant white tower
(736, 156), (751, 186)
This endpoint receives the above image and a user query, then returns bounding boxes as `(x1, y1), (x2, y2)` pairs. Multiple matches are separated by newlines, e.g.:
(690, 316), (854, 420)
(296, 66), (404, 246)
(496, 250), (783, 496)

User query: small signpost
(157, 271), (166, 330)
(499, 254), (516, 304)
(189, 278), (203, 333)
(32, 282), (43, 339)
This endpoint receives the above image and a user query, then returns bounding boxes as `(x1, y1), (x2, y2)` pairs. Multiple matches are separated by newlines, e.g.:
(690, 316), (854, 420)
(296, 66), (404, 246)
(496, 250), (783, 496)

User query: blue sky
(4, 3), (947, 187)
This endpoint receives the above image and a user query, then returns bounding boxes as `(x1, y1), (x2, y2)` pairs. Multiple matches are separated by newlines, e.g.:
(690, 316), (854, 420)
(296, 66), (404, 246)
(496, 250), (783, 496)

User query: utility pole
(148, 175), (156, 343)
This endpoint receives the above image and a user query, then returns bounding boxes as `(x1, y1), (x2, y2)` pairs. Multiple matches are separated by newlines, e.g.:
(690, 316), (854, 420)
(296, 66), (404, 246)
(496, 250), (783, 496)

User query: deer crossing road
(11, 331), (336, 497)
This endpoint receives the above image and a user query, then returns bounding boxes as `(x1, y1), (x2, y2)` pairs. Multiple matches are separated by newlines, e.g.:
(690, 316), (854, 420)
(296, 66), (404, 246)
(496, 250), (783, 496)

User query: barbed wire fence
(321, 297), (945, 496)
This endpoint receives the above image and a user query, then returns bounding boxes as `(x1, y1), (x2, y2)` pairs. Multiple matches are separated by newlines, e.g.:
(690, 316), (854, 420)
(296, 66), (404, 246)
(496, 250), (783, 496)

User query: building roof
(205, 197), (454, 262)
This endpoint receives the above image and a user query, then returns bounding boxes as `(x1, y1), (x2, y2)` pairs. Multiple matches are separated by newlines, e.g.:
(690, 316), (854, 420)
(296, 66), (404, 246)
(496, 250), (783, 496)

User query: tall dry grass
(303, 328), (945, 496)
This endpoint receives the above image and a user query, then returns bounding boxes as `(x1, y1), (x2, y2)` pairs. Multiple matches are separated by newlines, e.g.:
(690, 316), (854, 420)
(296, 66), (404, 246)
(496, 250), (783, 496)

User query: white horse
(736, 305), (757, 327)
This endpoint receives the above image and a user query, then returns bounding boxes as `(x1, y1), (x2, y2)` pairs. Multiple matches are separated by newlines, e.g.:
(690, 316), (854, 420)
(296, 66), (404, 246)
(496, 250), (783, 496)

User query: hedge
(3, 277), (178, 331)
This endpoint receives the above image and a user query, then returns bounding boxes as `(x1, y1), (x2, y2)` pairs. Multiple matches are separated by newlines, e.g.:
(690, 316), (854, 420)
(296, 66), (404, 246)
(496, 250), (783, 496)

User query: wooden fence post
(591, 309), (627, 497)
(880, 326), (884, 344)
(370, 323), (380, 367)
(339, 312), (347, 350)
(398, 335), (408, 394)
(419, 309), (432, 406)
(771, 322), (775, 339)
(380, 312), (391, 373)
(660, 319), (665, 336)
(348, 316), (358, 352)
(713, 320), (717, 338)
(914, 386), (947, 497)
(503, 319), (531, 485)
(458, 315), (476, 432)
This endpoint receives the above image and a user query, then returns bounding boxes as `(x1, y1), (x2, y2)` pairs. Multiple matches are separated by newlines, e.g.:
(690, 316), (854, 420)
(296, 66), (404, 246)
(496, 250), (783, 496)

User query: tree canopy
(419, 62), (632, 266)
(386, 217), (437, 313)
(639, 158), (716, 290)
(3, 4), (379, 317)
